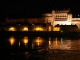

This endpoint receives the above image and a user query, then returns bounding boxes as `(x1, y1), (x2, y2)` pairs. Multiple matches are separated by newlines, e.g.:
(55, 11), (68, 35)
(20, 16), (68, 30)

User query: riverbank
(0, 31), (80, 38)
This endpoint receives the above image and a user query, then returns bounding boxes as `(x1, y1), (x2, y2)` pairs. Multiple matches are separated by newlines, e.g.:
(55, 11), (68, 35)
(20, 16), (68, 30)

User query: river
(0, 36), (80, 60)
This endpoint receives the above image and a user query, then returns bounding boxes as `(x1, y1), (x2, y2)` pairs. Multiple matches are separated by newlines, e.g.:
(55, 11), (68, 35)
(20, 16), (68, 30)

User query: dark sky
(0, 0), (80, 18)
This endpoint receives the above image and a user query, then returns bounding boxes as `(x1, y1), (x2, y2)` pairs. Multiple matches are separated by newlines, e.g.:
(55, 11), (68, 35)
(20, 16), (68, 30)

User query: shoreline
(0, 31), (80, 38)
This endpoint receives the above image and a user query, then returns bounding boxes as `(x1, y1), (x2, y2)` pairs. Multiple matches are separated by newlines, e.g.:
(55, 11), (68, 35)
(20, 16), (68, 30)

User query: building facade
(6, 9), (80, 28)
(43, 9), (80, 28)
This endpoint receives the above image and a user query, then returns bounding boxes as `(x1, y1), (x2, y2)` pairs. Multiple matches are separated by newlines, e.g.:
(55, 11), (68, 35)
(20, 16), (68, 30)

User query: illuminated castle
(6, 9), (80, 27)
(43, 9), (80, 28)
(4, 9), (80, 31)
(43, 9), (71, 26)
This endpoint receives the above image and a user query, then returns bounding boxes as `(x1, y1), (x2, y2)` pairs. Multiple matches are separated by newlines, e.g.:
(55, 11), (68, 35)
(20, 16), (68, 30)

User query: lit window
(22, 27), (28, 31)
(53, 27), (60, 31)
(34, 27), (43, 31)
(9, 27), (16, 31)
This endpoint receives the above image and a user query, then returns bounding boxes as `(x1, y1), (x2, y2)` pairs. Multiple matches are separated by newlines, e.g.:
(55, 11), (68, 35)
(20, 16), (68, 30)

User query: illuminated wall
(71, 18), (80, 28)
(33, 26), (43, 31)
(72, 18), (80, 24)
(6, 18), (25, 23)
(27, 18), (38, 24)
(53, 27), (60, 31)
(54, 21), (71, 25)
(5, 9), (80, 29)
(21, 27), (28, 31)
(6, 26), (29, 31)
(8, 27), (16, 31)
(42, 13), (53, 23)
(43, 9), (72, 26)
(67, 14), (72, 22)
(48, 26), (53, 31)
(43, 9), (80, 28)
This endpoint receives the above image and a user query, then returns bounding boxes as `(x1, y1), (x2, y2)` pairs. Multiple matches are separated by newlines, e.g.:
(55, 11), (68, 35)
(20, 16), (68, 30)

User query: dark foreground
(1, 50), (80, 60)
(0, 32), (80, 60)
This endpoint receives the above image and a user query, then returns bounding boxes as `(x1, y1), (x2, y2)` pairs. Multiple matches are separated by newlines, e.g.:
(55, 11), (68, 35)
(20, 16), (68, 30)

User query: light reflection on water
(9, 37), (16, 45)
(33, 37), (44, 47)
(2, 36), (80, 50)
(1, 36), (80, 60)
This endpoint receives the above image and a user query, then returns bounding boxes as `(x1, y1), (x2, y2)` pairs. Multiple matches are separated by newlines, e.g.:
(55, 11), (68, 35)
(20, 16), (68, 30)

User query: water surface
(0, 36), (80, 60)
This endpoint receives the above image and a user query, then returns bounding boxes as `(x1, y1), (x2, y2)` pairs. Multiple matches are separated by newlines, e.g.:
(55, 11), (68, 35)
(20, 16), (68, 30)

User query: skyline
(0, 1), (80, 18)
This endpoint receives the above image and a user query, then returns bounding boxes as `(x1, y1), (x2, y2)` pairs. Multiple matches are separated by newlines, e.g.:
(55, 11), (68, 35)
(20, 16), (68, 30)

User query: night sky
(0, 0), (80, 19)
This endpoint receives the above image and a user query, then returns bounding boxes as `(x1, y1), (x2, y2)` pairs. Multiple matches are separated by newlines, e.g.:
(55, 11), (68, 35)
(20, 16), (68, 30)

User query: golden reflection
(32, 42), (34, 49)
(55, 38), (58, 46)
(19, 41), (20, 48)
(9, 37), (15, 45)
(52, 38), (60, 49)
(34, 37), (43, 46)
(49, 37), (51, 48)
(23, 37), (28, 45)
(34, 27), (43, 31)
(61, 38), (63, 44)
(9, 27), (16, 31)
(22, 27), (28, 31)
(49, 40), (51, 45)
